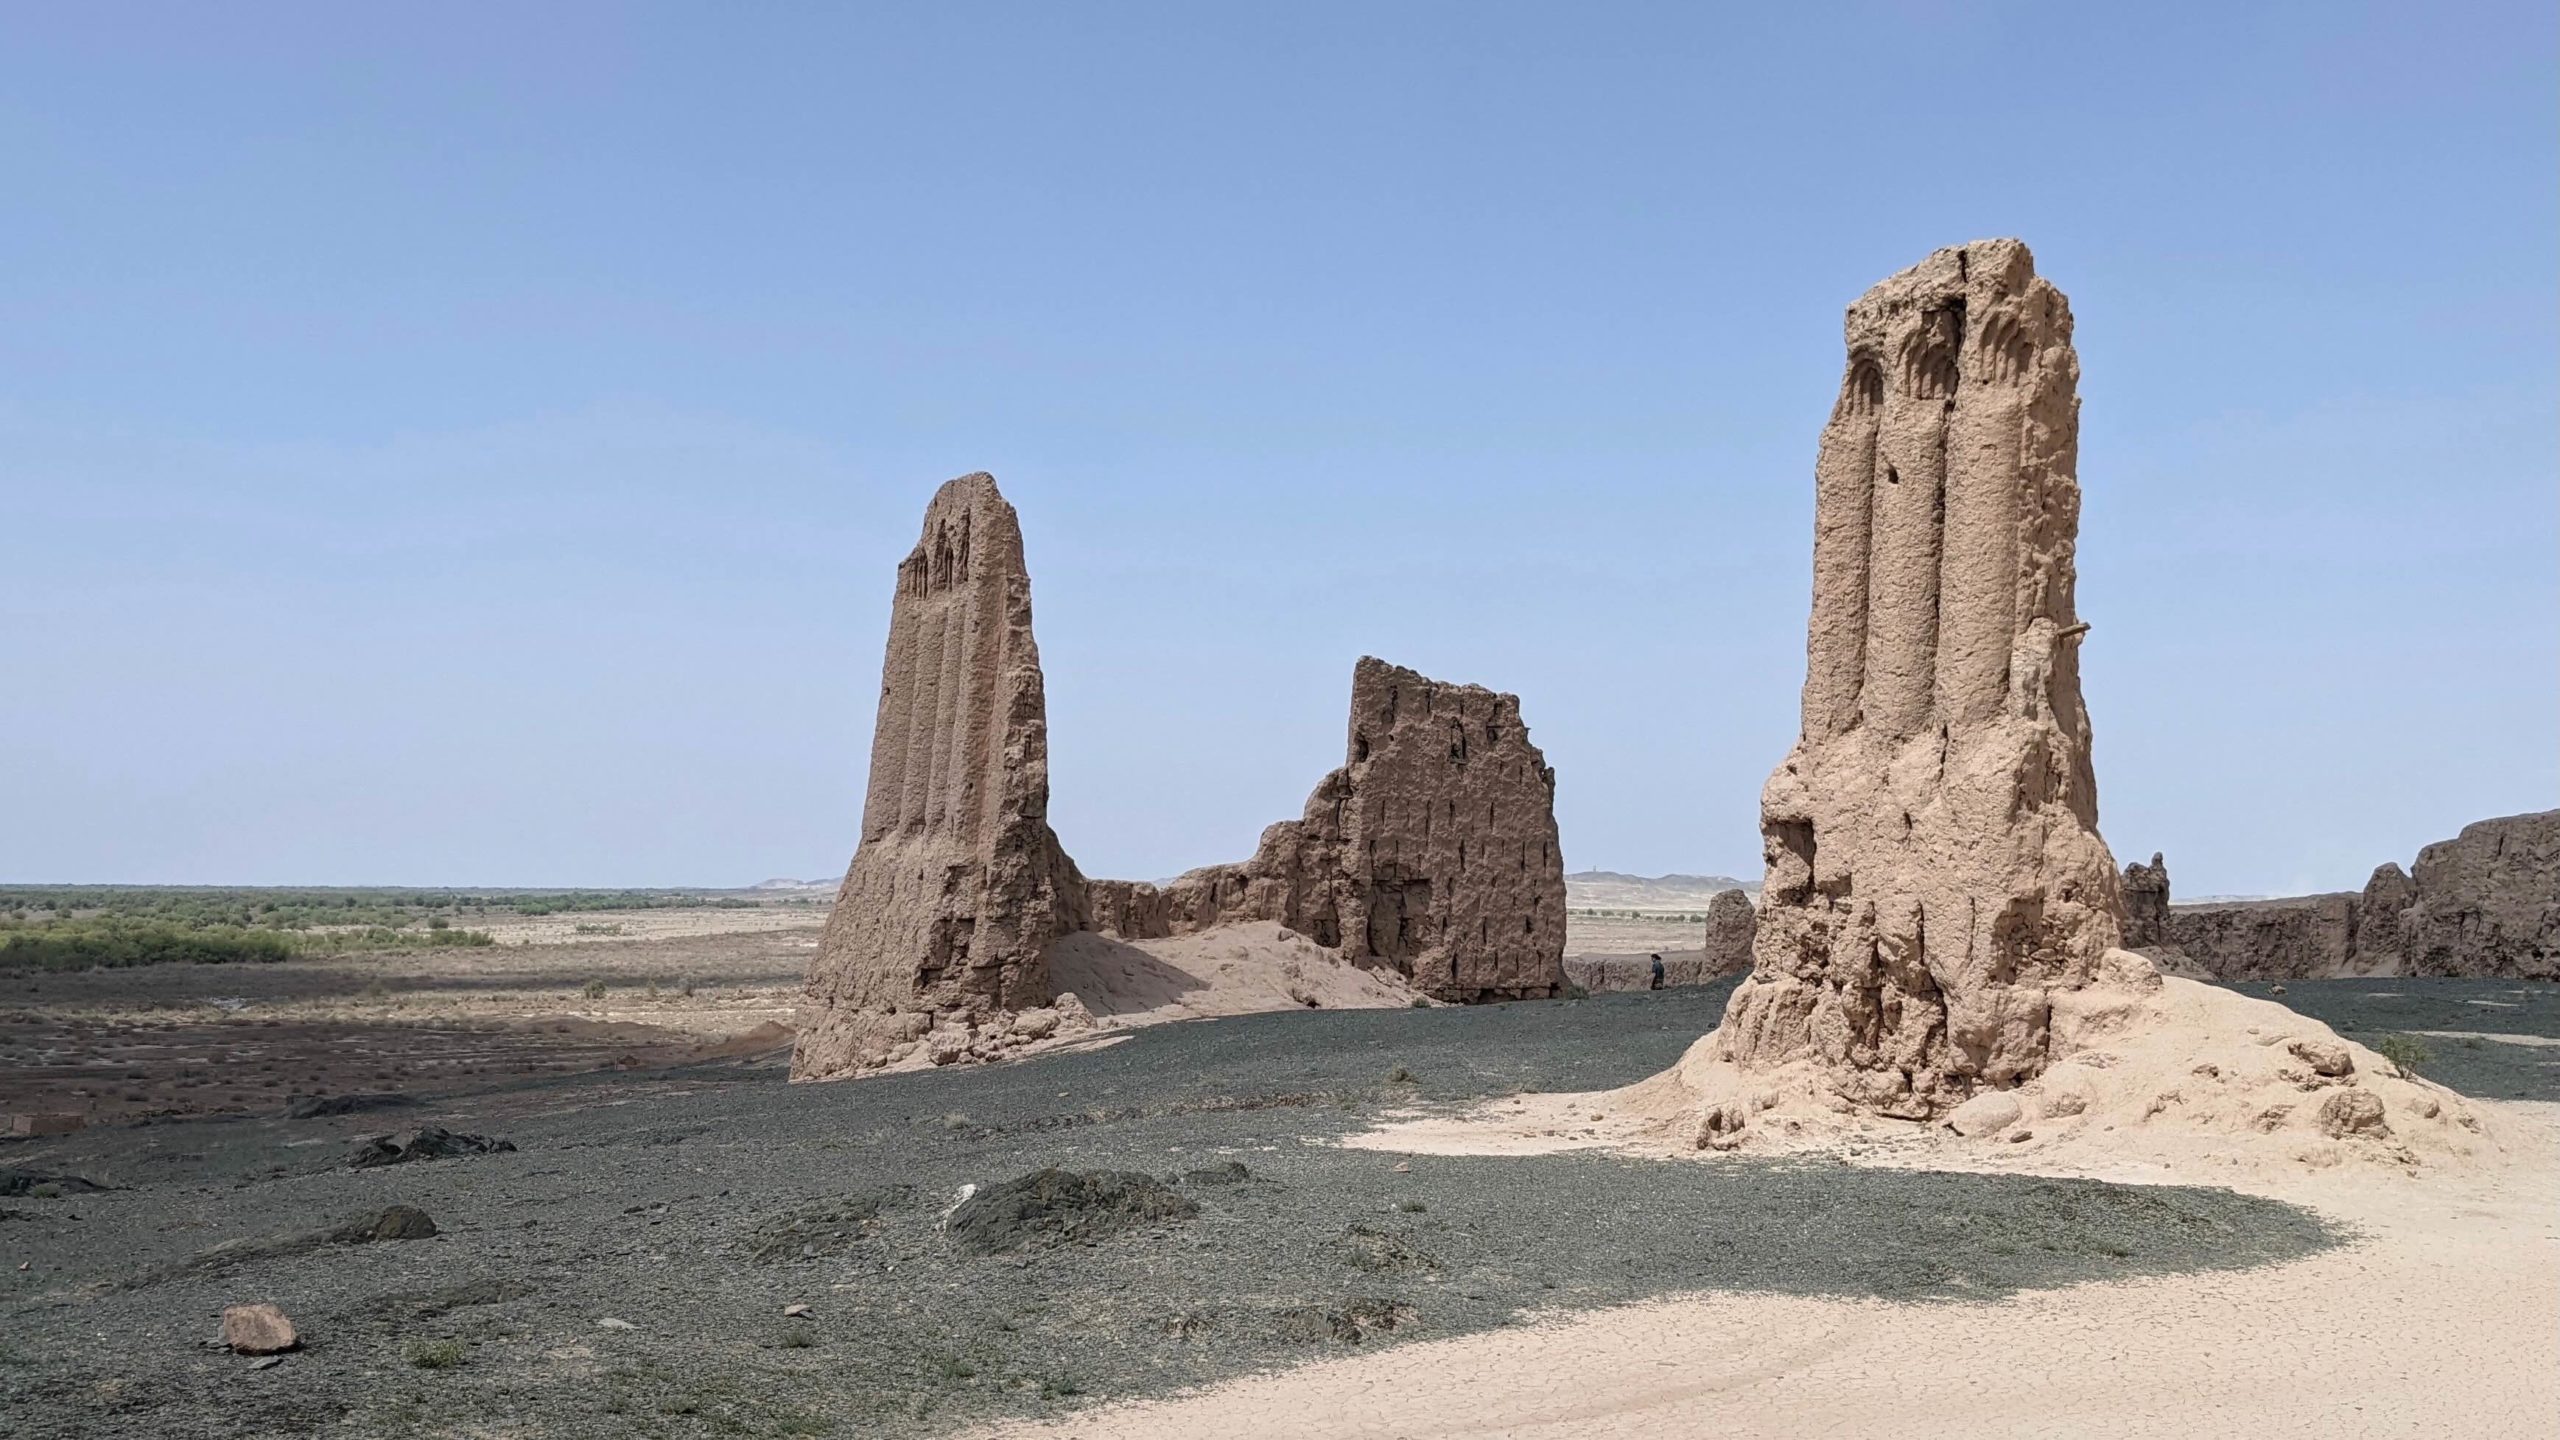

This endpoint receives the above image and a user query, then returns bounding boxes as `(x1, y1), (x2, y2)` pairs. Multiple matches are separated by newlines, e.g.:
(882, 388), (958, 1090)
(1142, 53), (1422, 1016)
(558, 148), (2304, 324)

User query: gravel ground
(2219, 977), (2560, 1100)
(5, 977), (2545, 1439)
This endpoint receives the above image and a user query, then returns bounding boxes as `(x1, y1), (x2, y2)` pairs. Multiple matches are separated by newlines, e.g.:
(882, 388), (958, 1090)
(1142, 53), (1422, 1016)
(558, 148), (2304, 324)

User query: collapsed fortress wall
(1083, 657), (1567, 1003)
(1711, 239), (2126, 1116)
(794, 476), (1569, 1078)
(2132, 811), (2559, 981)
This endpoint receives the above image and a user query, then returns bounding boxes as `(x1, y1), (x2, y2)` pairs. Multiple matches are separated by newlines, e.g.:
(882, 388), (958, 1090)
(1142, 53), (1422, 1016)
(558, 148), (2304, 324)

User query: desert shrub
(2372, 1033), (2432, 1076)
(405, 1339), (466, 1370)
(583, 979), (609, 1000)
(0, 925), (293, 971)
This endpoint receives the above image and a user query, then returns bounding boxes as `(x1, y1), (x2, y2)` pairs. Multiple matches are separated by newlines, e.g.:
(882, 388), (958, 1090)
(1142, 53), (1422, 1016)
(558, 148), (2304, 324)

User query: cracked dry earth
(2, 980), (2552, 1439)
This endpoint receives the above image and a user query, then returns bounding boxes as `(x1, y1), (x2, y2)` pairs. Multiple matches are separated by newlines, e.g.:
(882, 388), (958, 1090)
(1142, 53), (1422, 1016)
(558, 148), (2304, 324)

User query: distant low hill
(1566, 870), (1758, 911)
(750, 877), (838, 893)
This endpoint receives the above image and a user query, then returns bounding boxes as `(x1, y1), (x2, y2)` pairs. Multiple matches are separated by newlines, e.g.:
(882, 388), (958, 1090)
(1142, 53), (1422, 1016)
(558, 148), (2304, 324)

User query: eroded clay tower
(792, 473), (1084, 1080)
(1713, 239), (2126, 1116)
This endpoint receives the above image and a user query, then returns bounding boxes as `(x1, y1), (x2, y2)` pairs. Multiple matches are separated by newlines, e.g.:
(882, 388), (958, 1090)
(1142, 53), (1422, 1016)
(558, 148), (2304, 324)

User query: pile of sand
(1049, 922), (1426, 1024)
(1357, 950), (2503, 1185)
(855, 922), (1427, 1075)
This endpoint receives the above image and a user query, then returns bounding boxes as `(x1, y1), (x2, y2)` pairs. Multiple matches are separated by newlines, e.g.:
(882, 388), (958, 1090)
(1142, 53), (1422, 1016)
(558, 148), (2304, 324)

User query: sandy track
(984, 1104), (2558, 1439)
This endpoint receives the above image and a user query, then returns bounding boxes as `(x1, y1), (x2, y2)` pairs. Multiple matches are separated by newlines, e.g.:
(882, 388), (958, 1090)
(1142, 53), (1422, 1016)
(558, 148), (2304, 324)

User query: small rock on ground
(221, 1304), (299, 1355)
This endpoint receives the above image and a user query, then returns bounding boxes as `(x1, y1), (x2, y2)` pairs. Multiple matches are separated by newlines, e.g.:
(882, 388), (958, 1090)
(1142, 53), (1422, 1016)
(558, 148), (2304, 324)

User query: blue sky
(4, 3), (2552, 895)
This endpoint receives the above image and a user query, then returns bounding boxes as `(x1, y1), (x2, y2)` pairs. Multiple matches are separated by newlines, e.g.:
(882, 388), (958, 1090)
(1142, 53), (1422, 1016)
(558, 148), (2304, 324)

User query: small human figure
(1648, 953), (1665, 991)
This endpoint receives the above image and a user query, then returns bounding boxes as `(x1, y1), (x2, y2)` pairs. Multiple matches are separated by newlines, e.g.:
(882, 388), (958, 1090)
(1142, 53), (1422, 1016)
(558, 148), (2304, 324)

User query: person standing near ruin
(1649, 953), (1665, 991)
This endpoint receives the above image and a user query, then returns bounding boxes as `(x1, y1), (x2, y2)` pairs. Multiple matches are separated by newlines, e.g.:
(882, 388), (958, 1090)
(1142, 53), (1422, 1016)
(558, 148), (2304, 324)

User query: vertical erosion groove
(1866, 329), (1950, 739)
(1806, 358), (1881, 737)
(1939, 321), (2023, 725)
(927, 587), (967, 832)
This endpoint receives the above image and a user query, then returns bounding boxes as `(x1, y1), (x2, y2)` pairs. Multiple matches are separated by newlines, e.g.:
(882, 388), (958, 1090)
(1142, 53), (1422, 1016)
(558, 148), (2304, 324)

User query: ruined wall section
(1084, 658), (1567, 1002)
(2403, 811), (2559, 979)
(2138, 811), (2558, 981)
(2121, 852), (2171, 949)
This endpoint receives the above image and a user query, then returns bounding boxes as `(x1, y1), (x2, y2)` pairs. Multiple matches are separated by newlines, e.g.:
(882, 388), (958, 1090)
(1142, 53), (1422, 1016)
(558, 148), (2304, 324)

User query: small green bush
(583, 979), (609, 1000)
(405, 1339), (466, 1370)
(2372, 1033), (2432, 1077)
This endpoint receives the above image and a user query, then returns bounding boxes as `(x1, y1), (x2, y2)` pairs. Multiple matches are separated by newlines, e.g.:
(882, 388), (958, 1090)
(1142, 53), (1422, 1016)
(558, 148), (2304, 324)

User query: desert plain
(3, 886), (2555, 1438)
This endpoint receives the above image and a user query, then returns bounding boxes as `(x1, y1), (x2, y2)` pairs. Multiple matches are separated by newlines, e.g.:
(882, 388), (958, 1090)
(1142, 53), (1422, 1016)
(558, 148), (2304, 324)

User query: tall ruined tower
(792, 473), (1083, 1080)
(1714, 240), (2125, 1116)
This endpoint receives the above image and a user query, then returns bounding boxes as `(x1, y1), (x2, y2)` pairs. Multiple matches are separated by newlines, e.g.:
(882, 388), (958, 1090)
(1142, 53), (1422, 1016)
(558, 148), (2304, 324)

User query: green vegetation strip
(0, 884), (793, 971)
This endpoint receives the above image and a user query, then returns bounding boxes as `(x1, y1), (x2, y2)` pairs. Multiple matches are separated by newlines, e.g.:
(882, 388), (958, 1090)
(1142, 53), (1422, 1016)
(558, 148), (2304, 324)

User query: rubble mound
(346, 1127), (515, 1169)
(948, 1168), (1199, 1255)
(330, 1205), (439, 1243)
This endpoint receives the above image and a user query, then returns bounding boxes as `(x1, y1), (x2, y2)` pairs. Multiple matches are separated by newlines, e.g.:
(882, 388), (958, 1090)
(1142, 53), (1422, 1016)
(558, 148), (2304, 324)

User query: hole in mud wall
(1770, 819), (1816, 902)
(1353, 733), (1370, 762)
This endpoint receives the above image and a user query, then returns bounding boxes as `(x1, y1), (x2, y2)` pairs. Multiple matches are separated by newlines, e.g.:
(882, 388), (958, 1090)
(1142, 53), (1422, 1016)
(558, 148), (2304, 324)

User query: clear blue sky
(5, 3), (2552, 897)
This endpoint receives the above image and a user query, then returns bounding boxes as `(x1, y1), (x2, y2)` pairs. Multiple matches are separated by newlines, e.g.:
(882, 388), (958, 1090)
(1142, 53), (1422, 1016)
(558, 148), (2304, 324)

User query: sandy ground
(1051, 923), (1427, 1024)
(975, 969), (2560, 1440)
(848, 923), (1435, 1076)
(463, 903), (829, 947)
(978, 1104), (2557, 1438)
